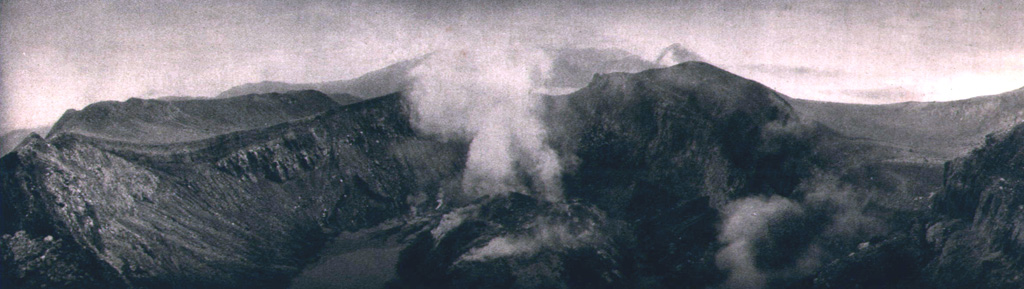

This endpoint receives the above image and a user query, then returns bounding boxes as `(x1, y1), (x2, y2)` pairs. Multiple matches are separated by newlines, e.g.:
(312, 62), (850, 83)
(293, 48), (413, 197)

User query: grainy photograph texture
(1, 1), (1023, 288)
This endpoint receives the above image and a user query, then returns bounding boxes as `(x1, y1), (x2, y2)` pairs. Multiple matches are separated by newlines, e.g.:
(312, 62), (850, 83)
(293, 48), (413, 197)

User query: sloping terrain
(46, 90), (346, 145)
(926, 122), (1024, 289)
(388, 62), (958, 289)
(390, 192), (631, 289)
(389, 62), (823, 289)
(217, 58), (424, 99)
(802, 117), (1024, 289)
(1, 94), (467, 288)
(788, 87), (1024, 160)
(783, 88), (1024, 218)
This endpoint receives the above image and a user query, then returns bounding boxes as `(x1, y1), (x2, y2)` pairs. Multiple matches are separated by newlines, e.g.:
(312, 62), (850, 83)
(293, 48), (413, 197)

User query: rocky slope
(392, 63), (1024, 289)
(925, 122), (1024, 289)
(390, 192), (631, 289)
(781, 88), (1024, 221)
(789, 91), (1024, 289)
(549, 61), (814, 209)
(392, 62), (844, 289)
(1, 94), (467, 288)
(0, 126), (51, 156)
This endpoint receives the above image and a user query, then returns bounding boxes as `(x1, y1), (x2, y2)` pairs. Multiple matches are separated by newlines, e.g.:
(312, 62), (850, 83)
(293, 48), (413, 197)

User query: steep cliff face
(1, 94), (466, 288)
(926, 123), (1024, 289)
(47, 90), (343, 145)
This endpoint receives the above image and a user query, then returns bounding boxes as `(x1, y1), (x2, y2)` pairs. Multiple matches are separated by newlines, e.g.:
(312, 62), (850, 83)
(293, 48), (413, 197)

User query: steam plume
(716, 178), (887, 289)
(655, 43), (705, 67)
(716, 196), (804, 289)
(462, 216), (597, 261)
(408, 45), (563, 202)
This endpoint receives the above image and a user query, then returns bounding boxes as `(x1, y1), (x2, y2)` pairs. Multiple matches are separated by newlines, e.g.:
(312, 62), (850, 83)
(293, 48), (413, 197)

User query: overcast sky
(2, 0), (1023, 131)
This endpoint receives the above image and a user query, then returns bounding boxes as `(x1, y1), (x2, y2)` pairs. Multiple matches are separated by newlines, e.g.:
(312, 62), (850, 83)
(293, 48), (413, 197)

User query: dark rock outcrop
(1, 94), (466, 288)
(391, 192), (631, 289)
(548, 61), (818, 211)
(809, 233), (930, 289)
(542, 62), (830, 288)
(1, 126), (51, 156)
(926, 122), (1024, 289)
(381, 62), (821, 289)
(389, 61), (849, 289)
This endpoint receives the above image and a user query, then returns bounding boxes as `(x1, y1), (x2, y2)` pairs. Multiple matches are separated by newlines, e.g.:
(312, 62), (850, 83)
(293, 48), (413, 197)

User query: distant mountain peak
(216, 57), (424, 99)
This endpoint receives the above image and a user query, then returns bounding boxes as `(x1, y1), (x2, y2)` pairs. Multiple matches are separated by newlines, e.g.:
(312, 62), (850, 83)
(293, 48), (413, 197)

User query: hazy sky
(2, 0), (1023, 131)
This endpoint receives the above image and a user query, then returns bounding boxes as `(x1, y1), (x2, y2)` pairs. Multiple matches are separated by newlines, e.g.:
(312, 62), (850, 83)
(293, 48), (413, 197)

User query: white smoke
(716, 179), (887, 289)
(654, 43), (705, 67)
(461, 215), (599, 262)
(408, 45), (563, 202)
(716, 195), (812, 289)
(804, 178), (887, 239)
